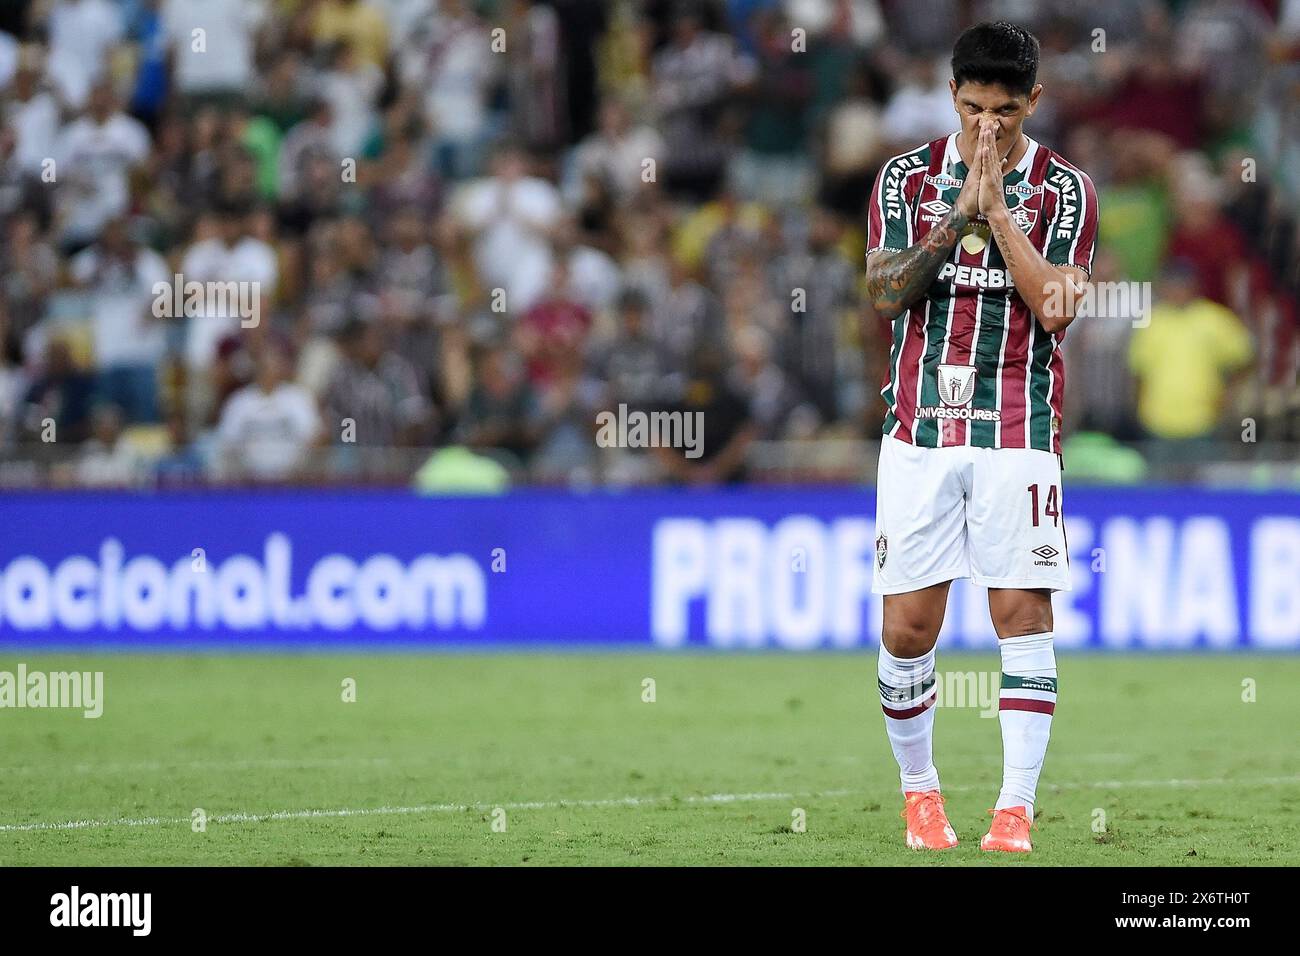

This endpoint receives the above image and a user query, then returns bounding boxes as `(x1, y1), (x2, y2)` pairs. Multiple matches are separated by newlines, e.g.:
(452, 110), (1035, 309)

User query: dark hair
(951, 21), (1040, 95)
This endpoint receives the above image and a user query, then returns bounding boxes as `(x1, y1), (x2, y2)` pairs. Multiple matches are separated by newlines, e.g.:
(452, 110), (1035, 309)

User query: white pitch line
(0, 791), (845, 833)
(0, 756), (398, 777)
(2, 775), (1297, 835)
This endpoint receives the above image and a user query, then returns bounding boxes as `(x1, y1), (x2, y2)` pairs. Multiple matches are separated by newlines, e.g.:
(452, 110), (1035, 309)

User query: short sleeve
(866, 153), (924, 256)
(1044, 161), (1099, 275)
(1209, 304), (1253, 371)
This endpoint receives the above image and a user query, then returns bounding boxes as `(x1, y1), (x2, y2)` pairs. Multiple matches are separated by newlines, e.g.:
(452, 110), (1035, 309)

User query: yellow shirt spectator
(1129, 298), (1253, 439)
(315, 0), (390, 70)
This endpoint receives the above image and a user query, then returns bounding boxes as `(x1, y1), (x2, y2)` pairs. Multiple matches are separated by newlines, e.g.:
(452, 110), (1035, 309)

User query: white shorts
(872, 435), (1071, 595)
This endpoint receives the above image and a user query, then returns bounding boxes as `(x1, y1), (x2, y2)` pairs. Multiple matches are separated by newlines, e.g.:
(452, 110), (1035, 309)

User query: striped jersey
(866, 132), (1098, 453)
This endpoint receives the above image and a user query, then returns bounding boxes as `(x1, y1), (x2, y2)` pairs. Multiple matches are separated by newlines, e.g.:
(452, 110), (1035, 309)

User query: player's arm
(977, 123), (1091, 334)
(865, 209), (969, 321)
(865, 147), (983, 321)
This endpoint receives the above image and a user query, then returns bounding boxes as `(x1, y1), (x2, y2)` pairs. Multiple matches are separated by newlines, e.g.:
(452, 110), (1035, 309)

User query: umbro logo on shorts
(1031, 545), (1060, 566)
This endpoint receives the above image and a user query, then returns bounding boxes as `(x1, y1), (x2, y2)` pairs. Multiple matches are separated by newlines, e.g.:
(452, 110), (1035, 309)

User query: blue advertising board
(0, 488), (1296, 649)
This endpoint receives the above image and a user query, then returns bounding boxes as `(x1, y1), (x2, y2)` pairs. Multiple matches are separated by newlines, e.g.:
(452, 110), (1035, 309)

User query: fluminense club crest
(1011, 204), (1038, 233)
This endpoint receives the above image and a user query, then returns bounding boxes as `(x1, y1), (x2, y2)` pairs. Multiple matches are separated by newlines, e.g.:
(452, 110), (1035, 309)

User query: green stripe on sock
(879, 674), (936, 702)
(1001, 674), (1058, 693)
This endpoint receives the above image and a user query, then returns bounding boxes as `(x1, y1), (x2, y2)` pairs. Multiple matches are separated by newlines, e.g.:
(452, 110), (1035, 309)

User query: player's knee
(881, 618), (940, 658)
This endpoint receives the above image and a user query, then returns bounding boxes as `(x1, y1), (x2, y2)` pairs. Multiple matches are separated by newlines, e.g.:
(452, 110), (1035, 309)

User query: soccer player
(864, 21), (1097, 852)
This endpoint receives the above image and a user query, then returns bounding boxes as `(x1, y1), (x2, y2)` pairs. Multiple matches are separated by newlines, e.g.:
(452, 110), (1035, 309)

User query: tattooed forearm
(988, 215), (1019, 270)
(866, 209), (969, 319)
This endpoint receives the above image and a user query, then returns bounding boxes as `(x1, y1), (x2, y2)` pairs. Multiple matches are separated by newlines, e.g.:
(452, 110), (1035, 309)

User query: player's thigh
(872, 437), (969, 595)
(966, 447), (1070, 592)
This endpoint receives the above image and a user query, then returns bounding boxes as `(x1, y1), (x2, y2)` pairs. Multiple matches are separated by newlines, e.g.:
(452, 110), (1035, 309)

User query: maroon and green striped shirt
(866, 132), (1098, 453)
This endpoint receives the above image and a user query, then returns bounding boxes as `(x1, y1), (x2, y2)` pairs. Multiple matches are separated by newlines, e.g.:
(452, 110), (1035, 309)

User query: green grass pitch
(1, 652), (1296, 866)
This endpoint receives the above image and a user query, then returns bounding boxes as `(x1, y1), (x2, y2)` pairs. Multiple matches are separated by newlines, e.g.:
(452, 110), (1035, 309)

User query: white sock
(878, 643), (940, 794)
(996, 631), (1057, 822)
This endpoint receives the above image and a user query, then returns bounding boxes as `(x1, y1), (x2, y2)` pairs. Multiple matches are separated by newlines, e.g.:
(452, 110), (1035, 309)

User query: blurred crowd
(0, 0), (1296, 488)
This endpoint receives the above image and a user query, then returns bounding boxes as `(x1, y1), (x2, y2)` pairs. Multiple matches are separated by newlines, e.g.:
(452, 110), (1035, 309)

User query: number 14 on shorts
(1027, 483), (1060, 528)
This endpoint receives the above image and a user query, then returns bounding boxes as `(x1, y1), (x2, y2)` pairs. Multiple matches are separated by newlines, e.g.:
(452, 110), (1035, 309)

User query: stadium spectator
(452, 141), (563, 315)
(1129, 259), (1254, 443)
(73, 403), (141, 487)
(457, 345), (542, 470)
(44, 0), (124, 111)
(516, 258), (594, 387)
(163, 0), (265, 105)
(314, 0), (391, 72)
(53, 80), (151, 251)
(5, 60), (59, 176)
(1, 212), (59, 353)
(652, 7), (755, 201)
(21, 338), (95, 445)
(322, 318), (431, 448)
(653, 344), (757, 485)
(215, 339), (321, 481)
(178, 202), (278, 373)
(565, 98), (666, 207)
(399, 0), (495, 179)
(68, 217), (170, 423)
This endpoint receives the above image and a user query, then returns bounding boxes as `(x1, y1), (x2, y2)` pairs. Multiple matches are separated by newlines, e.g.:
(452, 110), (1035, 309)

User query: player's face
(950, 80), (1042, 160)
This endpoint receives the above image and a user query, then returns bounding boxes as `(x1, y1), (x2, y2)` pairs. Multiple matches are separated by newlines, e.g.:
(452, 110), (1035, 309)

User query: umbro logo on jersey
(1031, 545), (1060, 566)
(920, 199), (951, 224)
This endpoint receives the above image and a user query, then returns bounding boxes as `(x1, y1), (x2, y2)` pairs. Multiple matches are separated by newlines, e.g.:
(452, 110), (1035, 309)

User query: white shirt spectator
(455, 176), (562, 313)
(567, 124), (666, 204)
(6, 87), (61, 175)
(55, 111), (151, 242)
(566, 246), (623, 314)
(401, 10), (494, 142)
(163, 0), (266, 94)
(70, 246), (171, 368)
(45, 0), (125, 109)
(375, 0), (433, 52)
(217, 382), (321, 479)
(784, 0), (884, 47)
(319, 61), (384, 157)
(880, 75), (956, 147)
(179, 236), (279, 368)
(76, 437), (143, 487)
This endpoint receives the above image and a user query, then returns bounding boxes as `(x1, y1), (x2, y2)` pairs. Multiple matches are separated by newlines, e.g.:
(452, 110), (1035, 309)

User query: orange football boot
(902, 790), (959, 850)
(980, 806), (1034, 852)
